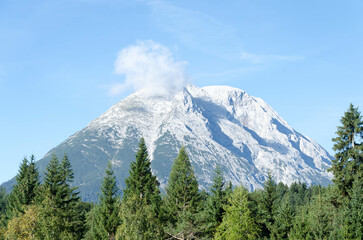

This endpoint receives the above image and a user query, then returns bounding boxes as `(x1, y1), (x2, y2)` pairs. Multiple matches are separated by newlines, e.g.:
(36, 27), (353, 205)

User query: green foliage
(258, 172), (277, 238)
(4, 205), (40, 240)
(7, 156), (40, 218)
(199, 165), (231, 239)
(0, 187), (7, 223)
(307, 187), (336, 240)
(117, 193), (164, 240)
(123, 138), (161, 202)
(86, 162), (120, 240)
(118, 138), (163, 239)
(37, 154), (85, 240)
(2, 102), (362, 239)
(271, 198), (294, 239)
(214, 186), (259, 240)
(342, 174), (363, 239)
(289, 206), (312, 240)
(164, 146), (201, 239)
(329, 103), (363, 198)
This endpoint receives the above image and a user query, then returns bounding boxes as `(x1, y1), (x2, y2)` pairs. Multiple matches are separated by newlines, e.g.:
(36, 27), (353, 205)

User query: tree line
(0, 103), (361, 240)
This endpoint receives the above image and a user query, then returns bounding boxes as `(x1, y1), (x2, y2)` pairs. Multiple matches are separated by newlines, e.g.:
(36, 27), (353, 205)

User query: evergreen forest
(0, 103), (361, 240)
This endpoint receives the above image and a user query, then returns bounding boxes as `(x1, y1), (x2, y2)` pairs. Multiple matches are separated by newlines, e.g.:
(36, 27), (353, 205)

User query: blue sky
(1, 0), (362, 184)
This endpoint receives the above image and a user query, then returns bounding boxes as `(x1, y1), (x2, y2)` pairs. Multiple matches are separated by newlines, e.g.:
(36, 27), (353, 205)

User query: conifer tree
(164, 146), (200, 240)
(307, 188), (333, 240)
(123, 138), (161, 205)
(86, 161), (120, 240)
(342, 174), (363, 239)
(117, 138), (163, 239)
(289, 207), (311, 240)
(214, 186), (259, 240)
(259, 172), (277, 237)
(271, 198), (294, 239)
(7, 155), (40, 218)
(201, 165), (231, 238)
(329, 103), (363, 197)
(38, 154), (84, 240)
(0, 187), (7, 227)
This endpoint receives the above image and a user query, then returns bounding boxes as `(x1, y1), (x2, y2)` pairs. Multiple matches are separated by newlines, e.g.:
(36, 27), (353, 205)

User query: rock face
(3, 85), (333, 201)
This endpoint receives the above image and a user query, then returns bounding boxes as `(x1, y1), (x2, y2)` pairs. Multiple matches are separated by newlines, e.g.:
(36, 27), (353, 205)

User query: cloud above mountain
(111, 40), (188, 96)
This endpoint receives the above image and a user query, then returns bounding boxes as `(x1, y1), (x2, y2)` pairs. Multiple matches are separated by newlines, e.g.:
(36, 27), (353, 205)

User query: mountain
(3, 85), (333, 201)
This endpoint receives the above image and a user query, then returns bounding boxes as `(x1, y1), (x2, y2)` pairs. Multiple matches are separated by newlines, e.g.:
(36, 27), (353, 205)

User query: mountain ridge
(3, 85), (333, 201)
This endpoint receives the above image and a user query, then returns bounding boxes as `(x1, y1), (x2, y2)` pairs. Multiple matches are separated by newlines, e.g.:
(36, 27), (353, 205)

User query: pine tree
(26, 155), (40, 205)
(307, 187), (333, 240)
(214, 186), (259, 240)
(200, 165), (231, 238)
(38, 154), (85, 240)
(118, 138), (163, 239)
(7, 155), (40, 218)
(259, 172), (277, 238)
(0, 187), (8, 229)
(123, 138), (161, 205)
(342, 174), (363, 239)
(86, 161), (120, 240)
(164, 146), (200, 240)
(289, 206), (312, 240)
(329, 103), (363, 197)
(271, 198), (294, 239)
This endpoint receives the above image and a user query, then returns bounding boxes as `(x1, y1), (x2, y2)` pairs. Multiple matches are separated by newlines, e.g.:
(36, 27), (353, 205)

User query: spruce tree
(118, 138), (163, 239)
(164, 146), (200, 240)
(329, 103), (363, 197)
(201, 165), (231, 238)
(123, 138), (161, 205)
(259, 172), (277, 238)
(288, 207), (311, 240)
(0, 187), (7, 226)
(271, 198), (294, 239)
(7, 155), (40, 218)
(342, 174), (363, 239)
(214, 186), (259, 240)
(86, 161), (120, 240)
(307, 187), (334, 240)
(38, 154), (84, 240)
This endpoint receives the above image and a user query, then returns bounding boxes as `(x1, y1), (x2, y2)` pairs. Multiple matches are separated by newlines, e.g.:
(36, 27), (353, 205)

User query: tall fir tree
(7, 155), (40, 218)
(214, 186), (259, 240)
(123, 138), (161, 205)
(0, 187), (8, 228)
(164, 146), (200, 240)
(342, 174), (363, 239)
(271, 198), (294, 239)
(38, 154), (85, 240)
(329, 103), (363, 197)
(307, 189), (332, 239)
(259, 172), (277, 238)
(86, 161), (120, 240)
(117, 138), (163, 239)
(200, 165), (231, 238)
(288, 206), (311, 240)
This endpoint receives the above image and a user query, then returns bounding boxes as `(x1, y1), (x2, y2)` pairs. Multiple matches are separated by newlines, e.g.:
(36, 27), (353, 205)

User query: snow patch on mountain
(82, 85), (332, 190)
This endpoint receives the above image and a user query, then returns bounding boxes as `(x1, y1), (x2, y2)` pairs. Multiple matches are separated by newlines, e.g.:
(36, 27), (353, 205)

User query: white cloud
(241, 52), (304, 64)
(111, 40), (189, 96)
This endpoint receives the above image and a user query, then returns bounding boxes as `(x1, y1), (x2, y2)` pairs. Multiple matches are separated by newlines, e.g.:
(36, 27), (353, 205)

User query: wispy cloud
(110, 40), (189, 96)
(240, 52), (304, 64)
(146, 1), (304, 66)
(147, 1), (237, 59)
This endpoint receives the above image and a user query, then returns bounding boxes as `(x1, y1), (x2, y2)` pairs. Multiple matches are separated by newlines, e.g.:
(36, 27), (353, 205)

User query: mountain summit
(5, 85), (333, 201)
